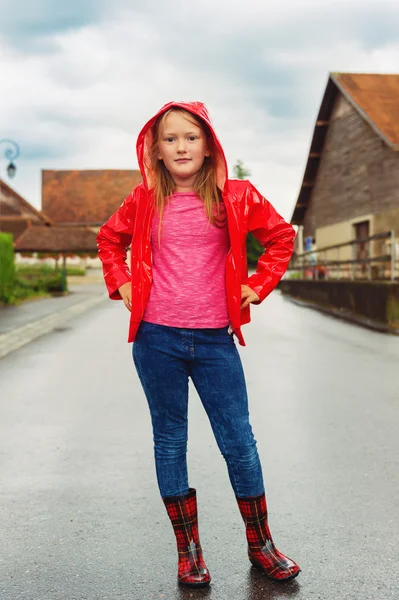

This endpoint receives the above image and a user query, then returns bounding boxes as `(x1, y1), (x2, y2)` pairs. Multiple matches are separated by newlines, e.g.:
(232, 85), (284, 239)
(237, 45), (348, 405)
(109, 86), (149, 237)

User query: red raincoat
(96, 101), (295, 346)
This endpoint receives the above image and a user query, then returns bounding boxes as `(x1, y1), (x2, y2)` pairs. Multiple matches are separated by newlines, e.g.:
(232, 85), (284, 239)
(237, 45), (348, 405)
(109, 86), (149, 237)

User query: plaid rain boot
(163, 488), (211, 587)
(236, 493), (301, 582)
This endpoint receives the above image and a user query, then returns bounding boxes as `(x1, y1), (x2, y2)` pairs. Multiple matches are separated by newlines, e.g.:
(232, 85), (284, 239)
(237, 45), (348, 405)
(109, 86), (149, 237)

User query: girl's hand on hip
(240, 285), (259, 309)
(119, 282), (132, 312)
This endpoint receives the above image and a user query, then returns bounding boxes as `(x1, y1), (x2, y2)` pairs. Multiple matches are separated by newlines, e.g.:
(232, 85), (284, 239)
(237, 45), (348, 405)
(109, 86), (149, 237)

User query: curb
(0, 293), (107, 360)
(283, 294), (399, 335)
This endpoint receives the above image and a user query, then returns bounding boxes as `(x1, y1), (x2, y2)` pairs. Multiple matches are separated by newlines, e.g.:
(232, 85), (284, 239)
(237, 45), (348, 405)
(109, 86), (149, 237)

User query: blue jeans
(132, 321), (265, 498)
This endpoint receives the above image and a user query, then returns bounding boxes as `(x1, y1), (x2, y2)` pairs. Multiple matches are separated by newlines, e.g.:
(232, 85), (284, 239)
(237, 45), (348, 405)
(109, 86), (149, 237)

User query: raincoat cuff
(107, 268), (132, 300)
(245, 274), (273, 304)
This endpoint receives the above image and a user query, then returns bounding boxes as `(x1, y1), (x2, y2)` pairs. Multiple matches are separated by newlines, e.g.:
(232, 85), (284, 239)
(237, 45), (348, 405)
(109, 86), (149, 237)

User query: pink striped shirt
(143, 192), (230, 328)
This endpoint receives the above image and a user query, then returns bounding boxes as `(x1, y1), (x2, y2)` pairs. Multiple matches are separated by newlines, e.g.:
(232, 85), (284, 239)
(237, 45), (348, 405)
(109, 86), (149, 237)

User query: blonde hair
(149, 108), (225, 243)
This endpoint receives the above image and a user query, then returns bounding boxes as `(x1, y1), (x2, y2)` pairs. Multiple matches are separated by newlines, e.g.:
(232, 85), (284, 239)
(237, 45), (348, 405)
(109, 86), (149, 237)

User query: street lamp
(0, 139), (20, 179)
(7, 162), (17, 178)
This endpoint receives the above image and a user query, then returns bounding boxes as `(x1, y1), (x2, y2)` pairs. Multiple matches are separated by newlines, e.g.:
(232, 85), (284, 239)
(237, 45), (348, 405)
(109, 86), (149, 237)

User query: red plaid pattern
(237, 493), (301, 581)
(163, 488), (211, 587)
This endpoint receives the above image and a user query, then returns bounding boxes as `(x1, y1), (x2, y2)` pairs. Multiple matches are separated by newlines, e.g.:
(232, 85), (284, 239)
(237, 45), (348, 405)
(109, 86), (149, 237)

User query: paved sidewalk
(0, 279), (108, 359)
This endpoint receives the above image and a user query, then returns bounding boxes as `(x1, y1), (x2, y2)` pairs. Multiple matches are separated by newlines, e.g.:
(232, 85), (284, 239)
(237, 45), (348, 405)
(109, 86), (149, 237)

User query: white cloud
(1, 0), (398, 220)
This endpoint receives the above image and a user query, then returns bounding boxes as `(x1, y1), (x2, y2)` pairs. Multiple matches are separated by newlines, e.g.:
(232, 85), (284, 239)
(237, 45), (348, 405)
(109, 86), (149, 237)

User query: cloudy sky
(1, 0), (398, 219)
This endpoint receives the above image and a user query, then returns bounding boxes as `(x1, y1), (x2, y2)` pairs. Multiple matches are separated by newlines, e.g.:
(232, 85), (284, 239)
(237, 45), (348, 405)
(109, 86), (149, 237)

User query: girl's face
(157, 111), (210, 191)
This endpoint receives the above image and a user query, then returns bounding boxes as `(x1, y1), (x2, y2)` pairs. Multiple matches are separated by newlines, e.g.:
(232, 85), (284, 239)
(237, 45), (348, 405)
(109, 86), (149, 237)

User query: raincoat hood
(136, 101), (228, 192)
(98, 104), (296, 347)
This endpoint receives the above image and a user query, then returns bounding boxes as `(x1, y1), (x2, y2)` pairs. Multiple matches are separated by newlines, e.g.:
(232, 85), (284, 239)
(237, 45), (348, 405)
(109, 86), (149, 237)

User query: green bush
(65, 267), (85, 276)
(15, 270), (64, 294)
(16, 264), (85, 276)
(12, 284), (47, 301)
(16, 264), (55, 275)
(0, 233), (15, 303)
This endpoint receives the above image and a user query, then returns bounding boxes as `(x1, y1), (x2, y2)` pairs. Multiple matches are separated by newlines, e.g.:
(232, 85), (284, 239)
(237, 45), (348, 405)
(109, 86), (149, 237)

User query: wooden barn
(291, 72), (399, 279)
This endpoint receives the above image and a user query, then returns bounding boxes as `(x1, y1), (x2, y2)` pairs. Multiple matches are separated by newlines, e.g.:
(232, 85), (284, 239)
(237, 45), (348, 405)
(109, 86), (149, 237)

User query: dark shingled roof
(1, 219), (31, 240)
(14, 226), (99, 253)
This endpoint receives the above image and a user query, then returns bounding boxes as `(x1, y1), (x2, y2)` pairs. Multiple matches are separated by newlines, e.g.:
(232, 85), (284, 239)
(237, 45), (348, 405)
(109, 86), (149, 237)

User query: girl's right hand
(119, 282), (132, 312)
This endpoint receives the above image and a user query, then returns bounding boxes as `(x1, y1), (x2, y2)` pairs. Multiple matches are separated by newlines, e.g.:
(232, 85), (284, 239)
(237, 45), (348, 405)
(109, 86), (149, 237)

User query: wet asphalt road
(1, 291), (399, 600)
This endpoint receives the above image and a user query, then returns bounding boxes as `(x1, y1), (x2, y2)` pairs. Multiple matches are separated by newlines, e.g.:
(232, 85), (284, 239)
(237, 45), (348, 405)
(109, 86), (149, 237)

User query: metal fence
(287, 230), (398, 281)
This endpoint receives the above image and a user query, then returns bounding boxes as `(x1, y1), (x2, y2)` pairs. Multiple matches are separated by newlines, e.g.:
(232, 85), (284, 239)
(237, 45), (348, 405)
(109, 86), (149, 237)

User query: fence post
(391, 230), (396, 282)
(367, 238), (372, 280)
(351, 242), (355, 280)
(324, 250), (328, 280)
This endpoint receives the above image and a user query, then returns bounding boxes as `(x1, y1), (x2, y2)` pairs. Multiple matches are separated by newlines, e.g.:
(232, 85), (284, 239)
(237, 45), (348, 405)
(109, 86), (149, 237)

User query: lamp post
(0, 139), (20, 179)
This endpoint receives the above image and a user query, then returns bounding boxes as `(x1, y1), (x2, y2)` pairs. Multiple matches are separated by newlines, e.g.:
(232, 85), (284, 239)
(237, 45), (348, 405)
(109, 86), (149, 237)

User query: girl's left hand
(240, 285), (260, 309)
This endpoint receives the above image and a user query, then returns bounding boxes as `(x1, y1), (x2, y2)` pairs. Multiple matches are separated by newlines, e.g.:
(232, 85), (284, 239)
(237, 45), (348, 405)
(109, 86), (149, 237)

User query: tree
(233, 160), (263, 266)
(233, 160), (251, 180)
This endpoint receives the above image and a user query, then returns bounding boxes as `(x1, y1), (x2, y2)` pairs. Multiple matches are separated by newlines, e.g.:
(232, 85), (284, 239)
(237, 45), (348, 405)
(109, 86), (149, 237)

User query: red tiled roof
(334, 73), (399, 147)
(41, 169), (142, 225)
(14, 226), (99, 253)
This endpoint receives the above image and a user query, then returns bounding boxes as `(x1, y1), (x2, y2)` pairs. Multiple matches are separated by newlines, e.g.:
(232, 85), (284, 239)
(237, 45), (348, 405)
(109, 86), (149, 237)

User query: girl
(96, 101), (300, 587)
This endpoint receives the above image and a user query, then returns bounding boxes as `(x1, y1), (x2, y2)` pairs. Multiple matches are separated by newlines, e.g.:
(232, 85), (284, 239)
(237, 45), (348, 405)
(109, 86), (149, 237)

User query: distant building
(14, 226), (99, 255)
(0, 178), (52, 240)
(291, 73), (399, 276)
(41, 169), (142, 229)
